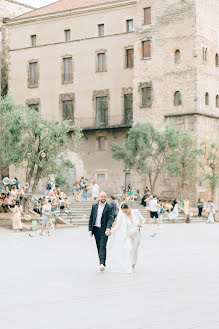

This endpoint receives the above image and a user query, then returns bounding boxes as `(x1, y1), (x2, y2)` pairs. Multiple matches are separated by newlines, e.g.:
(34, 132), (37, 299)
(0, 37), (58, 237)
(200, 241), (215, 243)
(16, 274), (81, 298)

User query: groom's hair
(121, 202), (129, 209)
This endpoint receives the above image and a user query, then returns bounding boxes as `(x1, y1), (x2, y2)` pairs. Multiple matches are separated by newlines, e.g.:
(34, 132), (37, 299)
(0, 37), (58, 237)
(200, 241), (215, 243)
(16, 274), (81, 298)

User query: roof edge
(7, 0), (136, 25)
(4, 0), (35, 9)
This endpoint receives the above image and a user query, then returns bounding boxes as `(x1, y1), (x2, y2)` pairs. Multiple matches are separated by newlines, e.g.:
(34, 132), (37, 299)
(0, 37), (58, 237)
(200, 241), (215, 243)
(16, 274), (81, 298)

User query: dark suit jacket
(89, 202), (114, 232)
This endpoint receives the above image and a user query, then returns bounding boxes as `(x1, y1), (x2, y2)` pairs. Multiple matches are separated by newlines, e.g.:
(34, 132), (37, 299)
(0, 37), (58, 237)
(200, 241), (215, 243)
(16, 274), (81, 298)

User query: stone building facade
(6, 0), (219, 207)
(0, 0), (34, 94)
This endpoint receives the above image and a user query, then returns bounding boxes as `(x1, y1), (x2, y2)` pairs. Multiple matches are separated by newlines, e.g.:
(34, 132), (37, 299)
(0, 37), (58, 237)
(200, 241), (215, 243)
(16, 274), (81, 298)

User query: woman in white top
(10, 200), (23, 231)
(107, 202), (145, 273)
(91, 181), (99, 200)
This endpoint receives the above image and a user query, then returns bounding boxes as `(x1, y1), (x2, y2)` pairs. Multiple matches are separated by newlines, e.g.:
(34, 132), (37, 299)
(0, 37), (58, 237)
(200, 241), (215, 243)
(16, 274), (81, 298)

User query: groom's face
(99, 193), (107, 204)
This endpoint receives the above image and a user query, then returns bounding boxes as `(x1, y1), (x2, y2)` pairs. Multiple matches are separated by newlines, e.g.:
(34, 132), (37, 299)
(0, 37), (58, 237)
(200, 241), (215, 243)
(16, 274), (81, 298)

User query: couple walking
(89, 191), (145, 273)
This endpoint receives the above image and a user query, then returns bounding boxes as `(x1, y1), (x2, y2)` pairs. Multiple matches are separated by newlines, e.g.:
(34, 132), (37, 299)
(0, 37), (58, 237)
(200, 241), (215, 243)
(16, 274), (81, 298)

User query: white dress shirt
(95, 202), (106, 227)
(149, 198), (158, 212)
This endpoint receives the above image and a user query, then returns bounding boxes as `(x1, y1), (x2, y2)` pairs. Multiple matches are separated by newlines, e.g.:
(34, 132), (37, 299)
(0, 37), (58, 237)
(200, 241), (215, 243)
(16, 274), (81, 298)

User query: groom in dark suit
(89, 191), (114, 271)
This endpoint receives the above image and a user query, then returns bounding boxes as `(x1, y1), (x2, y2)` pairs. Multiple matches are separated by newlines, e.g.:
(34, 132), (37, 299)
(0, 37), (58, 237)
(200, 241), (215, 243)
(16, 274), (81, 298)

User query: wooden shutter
(98, 136), (105, 150)
(29, 62), (38, 85)
(144, 7), (151, 25)
(127, 49), (134, 68)
(63, 58), (72, 81)
(124, 94), (133, 124)
(62, 100), (74, 121)
(142, 41), (151, 58)
(98, 24), (104, 36)
(98, 53), (106, 71)
(142, 87), (152, 107)
(96, 96), (108, 126)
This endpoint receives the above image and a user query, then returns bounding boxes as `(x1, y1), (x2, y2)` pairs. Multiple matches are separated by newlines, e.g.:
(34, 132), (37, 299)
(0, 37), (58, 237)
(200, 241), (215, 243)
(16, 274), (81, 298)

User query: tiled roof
(14, 0), (125, 20)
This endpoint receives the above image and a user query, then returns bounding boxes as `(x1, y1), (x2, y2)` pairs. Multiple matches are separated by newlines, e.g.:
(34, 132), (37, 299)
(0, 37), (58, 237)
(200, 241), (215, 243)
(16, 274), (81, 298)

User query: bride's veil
(111, 202), (127, 233)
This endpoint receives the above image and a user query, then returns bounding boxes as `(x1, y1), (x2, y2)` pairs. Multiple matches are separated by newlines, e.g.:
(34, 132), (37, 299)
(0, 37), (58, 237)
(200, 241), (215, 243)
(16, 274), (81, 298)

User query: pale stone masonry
(6, 0), (219, 207)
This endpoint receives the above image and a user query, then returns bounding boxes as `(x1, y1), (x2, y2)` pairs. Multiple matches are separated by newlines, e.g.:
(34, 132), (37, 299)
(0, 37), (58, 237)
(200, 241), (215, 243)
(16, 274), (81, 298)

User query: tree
(111, 122), (177, 194)
(0, 95), (26, 177)
(200, 142), (219, 201)
(0, 95), (83, 192)
(165, 130), (201, 198)
(23, 110), (82, 193)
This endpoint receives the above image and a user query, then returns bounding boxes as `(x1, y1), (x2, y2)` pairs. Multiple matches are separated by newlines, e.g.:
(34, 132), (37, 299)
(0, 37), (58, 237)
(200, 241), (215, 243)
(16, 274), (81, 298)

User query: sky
(16, 0), (58, 8)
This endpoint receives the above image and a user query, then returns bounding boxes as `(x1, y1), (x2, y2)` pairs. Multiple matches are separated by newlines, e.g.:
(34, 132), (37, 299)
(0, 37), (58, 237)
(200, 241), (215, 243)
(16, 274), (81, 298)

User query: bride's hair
(120, 202), (130, 209)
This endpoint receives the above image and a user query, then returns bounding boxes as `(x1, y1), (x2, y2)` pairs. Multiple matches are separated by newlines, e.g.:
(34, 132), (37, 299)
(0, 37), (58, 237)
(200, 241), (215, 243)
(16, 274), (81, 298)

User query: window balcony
(74, 115), (133, 131)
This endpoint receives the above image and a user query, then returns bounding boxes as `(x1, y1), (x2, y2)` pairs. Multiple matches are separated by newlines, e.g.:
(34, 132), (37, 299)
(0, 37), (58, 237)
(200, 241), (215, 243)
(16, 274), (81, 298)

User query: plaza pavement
(0, 224), (219, 329)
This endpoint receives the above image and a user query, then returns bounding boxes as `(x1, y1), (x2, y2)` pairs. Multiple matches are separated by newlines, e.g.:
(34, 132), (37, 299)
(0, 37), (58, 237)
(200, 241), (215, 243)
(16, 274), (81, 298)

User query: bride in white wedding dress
(107, 202), (145, 273)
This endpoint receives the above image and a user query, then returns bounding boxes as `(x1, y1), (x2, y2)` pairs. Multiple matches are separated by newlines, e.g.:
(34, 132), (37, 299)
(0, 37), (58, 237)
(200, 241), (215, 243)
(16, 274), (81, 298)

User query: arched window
(216, 54), (219, 67)
(174, 91), (182, 106)
(205, 92), (209, 105)
(174, 49), (180, 64)
(216, 95), (219, 108)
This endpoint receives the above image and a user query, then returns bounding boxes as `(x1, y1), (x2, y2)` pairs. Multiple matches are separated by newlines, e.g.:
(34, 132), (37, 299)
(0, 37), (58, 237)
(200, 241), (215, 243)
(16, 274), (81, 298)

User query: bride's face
(122, 208), (130, 215)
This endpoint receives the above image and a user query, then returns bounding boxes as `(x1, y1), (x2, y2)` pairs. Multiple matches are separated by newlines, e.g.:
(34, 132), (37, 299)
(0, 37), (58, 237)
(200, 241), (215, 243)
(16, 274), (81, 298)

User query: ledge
(81, 124), (132, 132)
(164, 112), (219, 120)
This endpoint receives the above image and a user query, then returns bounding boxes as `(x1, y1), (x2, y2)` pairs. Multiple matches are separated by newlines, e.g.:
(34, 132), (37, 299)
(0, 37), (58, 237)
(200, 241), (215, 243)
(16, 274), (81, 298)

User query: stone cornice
(6, 0), (136, 26)
(164, 112), (219, 120)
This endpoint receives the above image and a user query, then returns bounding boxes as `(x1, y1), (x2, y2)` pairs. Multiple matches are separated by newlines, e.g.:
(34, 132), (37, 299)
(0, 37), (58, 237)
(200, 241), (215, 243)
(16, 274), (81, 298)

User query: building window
(142, 87), (152, 107)
(124, 94), (133, 124)
(125, 48), (134, 68)
(62, 100), (74, 121)
(31, 35), (36, 47)
(63, 57), (73, 82)
(125, 173), (131, 187)
(64, 29), (71, 42)
(126, 19), (134, 32)
(98, 24), (104, 36)
(28, 104), (39, 111)
(29, 62), (39, 87)
(175, 49), (180, 64)
(174, 91), (182, 106)
(215, 54), (219, 67)
(202, 47), (207, 63)
(143, 7), (151, 25)
(97, 173), (106, 183)
(96, 96), (108, 127)
(142, 40), (151, 59)
(205, 92), (209, 105)
(97, 53), (106, 72)
(98, 136), (106, 151)
(216, 95), (219, 108)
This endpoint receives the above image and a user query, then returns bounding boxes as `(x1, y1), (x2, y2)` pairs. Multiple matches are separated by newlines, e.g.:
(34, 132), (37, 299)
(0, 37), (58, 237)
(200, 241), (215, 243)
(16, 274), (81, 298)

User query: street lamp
(41, 152), (46, 158)
(27, 153), (32, 158)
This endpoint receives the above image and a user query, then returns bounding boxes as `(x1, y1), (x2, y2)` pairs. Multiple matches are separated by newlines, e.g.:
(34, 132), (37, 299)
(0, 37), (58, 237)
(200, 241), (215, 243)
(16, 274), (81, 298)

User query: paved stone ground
(0, 224), (219, 329)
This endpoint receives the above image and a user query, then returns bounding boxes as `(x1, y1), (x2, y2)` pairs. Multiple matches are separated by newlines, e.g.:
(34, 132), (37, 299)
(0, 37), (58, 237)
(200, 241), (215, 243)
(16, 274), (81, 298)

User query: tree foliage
(200, 142), (219, 201)
(0, 95), (83, 192)
(165, 130), (201, 197)
(111, 122), (177, 194)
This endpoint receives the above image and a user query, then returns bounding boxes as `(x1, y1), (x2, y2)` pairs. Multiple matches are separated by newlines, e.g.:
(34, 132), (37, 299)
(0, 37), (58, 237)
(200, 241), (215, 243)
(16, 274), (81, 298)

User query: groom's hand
(89, 231), (93, 237)
(105, 229), (111, 236)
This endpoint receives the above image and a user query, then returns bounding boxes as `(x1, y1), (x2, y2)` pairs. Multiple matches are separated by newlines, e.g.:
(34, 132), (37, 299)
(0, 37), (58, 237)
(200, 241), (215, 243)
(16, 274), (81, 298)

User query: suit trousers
(93, 226), (108, 266)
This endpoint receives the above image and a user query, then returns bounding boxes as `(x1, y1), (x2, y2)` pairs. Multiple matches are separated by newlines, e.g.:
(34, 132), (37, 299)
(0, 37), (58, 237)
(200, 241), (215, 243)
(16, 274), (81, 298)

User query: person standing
(197, 198), (204, 218)
(91, 181), (99, 200)
(149, 195), (159, 227)
(40, 199), (52, 236)
(207, 200), (215, 223)
(110, 196), (117, 219)
(88, 192), (114, 271)
(183, 198), (191, 223)
(10, 200), (23, 231)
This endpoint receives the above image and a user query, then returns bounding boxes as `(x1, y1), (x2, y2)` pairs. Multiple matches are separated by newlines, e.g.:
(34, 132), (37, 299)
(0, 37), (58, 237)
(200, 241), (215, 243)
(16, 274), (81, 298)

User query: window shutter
(62, 100), (74, 121)
(143, 41), (151, 58)
(63, 58), (72, 81)
(124, 94), (133, 124)
(98, 53), (106, 71)
(142, 87), (152, 107)
(29, 62), (38, 85)
(127, 49), (134, 68)
(96, 96), (108, 126)
(144, 7), (151, 25)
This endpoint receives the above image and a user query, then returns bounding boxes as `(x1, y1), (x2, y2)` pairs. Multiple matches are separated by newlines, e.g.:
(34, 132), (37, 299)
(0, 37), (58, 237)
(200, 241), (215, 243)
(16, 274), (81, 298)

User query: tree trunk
(26, 165), (35, 184)
(148, 173), (153, 194)
(32, 166), (42, 194)
(211, 186), (215, 202)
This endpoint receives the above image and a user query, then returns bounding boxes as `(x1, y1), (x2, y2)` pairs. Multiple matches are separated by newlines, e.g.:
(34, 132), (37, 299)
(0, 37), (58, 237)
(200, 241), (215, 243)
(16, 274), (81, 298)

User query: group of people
(141, 189), (216, 225)
(121, 185), (142, 202)
(0, 177), (32, 231)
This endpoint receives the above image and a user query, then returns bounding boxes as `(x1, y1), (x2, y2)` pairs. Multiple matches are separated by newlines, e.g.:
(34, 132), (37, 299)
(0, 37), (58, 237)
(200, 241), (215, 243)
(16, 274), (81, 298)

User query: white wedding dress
(107, 208), (145, 273)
